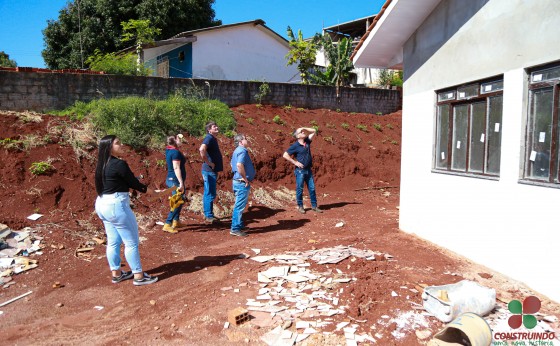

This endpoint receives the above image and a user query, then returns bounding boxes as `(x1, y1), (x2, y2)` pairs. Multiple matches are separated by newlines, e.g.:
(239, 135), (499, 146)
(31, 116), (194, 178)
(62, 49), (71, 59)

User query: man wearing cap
(230, 134), (255, 237)
(282, 127), (323, 214)
(199, 121), (223, 224)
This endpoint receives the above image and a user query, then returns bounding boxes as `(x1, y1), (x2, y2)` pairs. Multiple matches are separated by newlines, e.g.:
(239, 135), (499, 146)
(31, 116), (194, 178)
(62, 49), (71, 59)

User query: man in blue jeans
(199, 121), (223, 224)
(283, 127), (323, 214)
(230, 134), (255, 237)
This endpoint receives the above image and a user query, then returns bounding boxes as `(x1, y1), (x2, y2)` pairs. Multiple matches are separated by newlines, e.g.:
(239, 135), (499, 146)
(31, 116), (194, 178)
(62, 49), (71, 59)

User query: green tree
(0, 51), (17, 67)
(313, 34), (354, 96)
(42, 0), (221, 69)
(285, 26), (318, 85)
(120, 19), (161, 70)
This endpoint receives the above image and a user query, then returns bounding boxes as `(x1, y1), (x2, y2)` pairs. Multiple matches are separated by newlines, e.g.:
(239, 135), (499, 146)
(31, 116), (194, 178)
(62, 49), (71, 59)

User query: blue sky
(0, 0), (384, 68)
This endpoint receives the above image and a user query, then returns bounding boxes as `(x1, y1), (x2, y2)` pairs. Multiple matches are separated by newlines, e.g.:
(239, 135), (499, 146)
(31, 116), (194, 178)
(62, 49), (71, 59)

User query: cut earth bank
(0, 104), (558, 345)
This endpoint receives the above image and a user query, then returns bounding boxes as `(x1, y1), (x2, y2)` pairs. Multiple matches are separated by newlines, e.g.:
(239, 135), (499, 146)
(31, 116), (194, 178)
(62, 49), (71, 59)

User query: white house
(354, 0), (560, 303)
(141, 20), (299, 83)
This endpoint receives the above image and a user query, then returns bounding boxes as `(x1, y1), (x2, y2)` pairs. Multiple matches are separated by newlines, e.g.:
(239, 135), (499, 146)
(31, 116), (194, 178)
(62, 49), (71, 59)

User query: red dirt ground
(0, 105), (558, 345)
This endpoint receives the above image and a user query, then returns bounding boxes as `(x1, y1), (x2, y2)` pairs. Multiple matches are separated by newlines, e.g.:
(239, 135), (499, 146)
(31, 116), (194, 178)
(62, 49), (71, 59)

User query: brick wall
(0, 70), (401, 114)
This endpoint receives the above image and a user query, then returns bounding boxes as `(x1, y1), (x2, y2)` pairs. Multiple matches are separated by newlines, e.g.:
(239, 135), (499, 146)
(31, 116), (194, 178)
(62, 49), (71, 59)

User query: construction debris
(0, 225), (43, 284)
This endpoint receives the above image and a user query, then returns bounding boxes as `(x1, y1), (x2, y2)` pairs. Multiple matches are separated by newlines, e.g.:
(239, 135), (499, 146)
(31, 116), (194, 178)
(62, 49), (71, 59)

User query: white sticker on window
(480, 133), (485, 142)
(533, 74), (542, 82)
(530, 150), (537, 161)
(447, 92), (453, 99)
(484, 85), (492, 92)
(441, 152), (446, 160)
(539, 132), (546, 143)
(458, 92), (465, 98)
(456, 141), (461, 149)
(494, 123), (500, 132)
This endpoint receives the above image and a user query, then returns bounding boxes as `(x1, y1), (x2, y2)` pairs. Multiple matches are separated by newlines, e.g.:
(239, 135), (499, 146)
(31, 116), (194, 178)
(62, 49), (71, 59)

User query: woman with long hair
(94, 135), (158, 286)
(162, 134), (188, 233)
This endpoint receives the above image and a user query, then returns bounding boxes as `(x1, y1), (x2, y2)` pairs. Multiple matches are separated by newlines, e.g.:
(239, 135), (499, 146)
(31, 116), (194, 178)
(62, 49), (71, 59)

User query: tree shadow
(147, 254), (242, 281)
(247, 218), (311, 235)
(319, 201), (361, 211)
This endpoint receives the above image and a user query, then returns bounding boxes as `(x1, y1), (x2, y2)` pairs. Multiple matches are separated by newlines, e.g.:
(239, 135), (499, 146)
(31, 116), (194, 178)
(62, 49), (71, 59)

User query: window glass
(457, 84), (478, 99)
(486, 96), (503, 174)
(480, 80), (503, 94)
(527, 88), (553, 180)
(438, 91), (455, 102)
(435, 105), (449, 169)
(469, 102), (486, 173)
(451, 105), (468, 171)
(531, 66), (560, 83)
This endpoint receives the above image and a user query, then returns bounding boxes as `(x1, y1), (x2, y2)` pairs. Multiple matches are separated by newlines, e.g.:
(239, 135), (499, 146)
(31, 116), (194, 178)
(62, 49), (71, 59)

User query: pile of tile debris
(239, 245), (396, 345)
(0, 224), (42, 288)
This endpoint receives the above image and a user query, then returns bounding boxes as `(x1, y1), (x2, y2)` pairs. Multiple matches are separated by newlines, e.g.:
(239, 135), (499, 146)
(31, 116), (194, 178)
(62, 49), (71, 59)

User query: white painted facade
(355, 0), (560, 303)
(143, 22), (299, 83)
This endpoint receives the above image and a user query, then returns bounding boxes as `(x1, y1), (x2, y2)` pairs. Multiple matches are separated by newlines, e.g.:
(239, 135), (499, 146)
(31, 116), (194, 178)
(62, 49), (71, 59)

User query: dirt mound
(2, 106), (558, 345)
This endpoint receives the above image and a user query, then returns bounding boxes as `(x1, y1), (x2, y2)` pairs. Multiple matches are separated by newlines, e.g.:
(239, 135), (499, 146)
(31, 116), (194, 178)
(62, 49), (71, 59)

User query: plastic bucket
(428, 312), (492, 346)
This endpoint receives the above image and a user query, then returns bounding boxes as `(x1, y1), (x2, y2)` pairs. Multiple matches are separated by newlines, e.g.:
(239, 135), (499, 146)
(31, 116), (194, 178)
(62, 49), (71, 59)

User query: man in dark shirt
(282, 127), (323, 214)
(198, 121), (223, 223)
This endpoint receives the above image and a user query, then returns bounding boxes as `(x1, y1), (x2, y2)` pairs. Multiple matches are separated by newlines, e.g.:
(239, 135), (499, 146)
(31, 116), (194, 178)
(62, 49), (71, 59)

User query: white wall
(191, 25), (298, 83)
(400, 0), (560, 302)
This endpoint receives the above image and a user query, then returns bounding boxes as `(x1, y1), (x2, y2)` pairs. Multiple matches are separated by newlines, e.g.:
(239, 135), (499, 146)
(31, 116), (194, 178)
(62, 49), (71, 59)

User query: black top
(101, 156), (147, 194)
(286, 137), (313, 169)
(201, 134), (223, 172)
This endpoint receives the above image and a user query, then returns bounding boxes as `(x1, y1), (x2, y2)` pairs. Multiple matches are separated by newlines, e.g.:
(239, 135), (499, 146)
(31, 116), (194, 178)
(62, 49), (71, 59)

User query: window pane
(481, 80), (503, 94)
(531, 66), (560, 83)
(469, 102), (486, 173)
(435, 105), (450, 169)
(486, 96), (503, 174)
(438, 91), (455, 102)
(457, 84), (478, 99)
(527, 88), (553, 180)
(451, 105), (468, 171)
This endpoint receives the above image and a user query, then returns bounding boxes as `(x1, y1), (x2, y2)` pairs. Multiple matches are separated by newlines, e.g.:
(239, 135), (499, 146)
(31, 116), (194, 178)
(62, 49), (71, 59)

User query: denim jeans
(95, 192), (142, 274)
(231, 181), (250, 232)
(165, 177), (183, 224)
(295, 167), (317, 208)
(202, 170), (217, 218)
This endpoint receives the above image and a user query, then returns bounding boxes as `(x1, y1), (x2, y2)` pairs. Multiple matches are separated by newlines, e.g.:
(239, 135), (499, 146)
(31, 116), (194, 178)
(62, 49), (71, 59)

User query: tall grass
(59, 93), (235, 149)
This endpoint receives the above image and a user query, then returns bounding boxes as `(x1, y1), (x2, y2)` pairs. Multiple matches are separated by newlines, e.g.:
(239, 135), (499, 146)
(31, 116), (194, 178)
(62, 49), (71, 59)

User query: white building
(354, 0), (560, 303)
(141, 20), (299, 83)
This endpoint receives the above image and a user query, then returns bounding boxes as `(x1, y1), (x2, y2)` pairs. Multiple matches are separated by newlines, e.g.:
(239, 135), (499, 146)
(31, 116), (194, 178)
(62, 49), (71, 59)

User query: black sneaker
(112, 270), (133, 284)
(230, 230), (248, 237)
(133, 273), (158, 286)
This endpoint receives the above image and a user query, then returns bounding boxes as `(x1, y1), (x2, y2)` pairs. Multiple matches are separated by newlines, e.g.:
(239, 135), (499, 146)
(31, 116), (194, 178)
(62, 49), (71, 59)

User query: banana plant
(285, 26), (319, 85)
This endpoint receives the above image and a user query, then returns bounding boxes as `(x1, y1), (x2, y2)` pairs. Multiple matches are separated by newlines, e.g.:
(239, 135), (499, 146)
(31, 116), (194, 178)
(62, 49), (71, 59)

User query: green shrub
(156, 159), (166, 168)
(223, 129), (235, 138)
(59, 93), (235, 149)
(341, 123), (350, 130)
(373, 123), (382, 132)
(29, 161), (54, 175)
(296, 107), (306, 112)
(86, 50), (152, 76)
(376, 112), (383, 115)
(254, 82), (270, 105)
(356, 124), (368, 132)
(273, 115), (284, 125)
(283, 104), (292, 111)
(246, 117), (254, 124)
(386, 124), (394, 129)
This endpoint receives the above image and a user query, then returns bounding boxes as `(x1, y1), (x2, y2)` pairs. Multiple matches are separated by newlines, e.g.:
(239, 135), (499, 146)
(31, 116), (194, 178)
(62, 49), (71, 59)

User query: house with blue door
(141, 19), (299, 83)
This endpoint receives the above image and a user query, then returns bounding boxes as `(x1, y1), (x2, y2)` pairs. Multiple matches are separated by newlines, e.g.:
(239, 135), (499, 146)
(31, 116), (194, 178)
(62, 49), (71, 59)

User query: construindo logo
(508, 295), (540, 329)
(492, 295), (557, 344)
